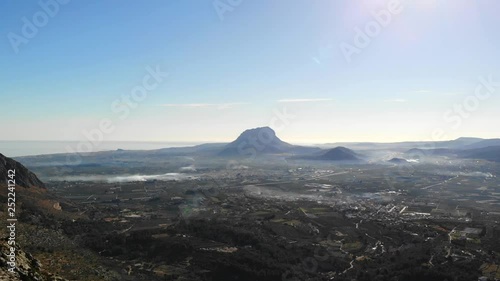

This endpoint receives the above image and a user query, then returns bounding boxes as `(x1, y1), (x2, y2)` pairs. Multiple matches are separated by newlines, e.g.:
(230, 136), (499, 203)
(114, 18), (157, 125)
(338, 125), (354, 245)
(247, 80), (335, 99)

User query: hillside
(459, 146), (500, 162)
(316, 147), (361, 161)
(292, 146), (362, 162)
(1, 153), (45, 188)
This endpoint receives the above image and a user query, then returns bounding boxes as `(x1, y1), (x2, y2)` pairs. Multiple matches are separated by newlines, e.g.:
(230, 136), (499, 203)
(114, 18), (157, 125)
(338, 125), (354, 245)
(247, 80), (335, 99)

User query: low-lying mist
(48, 172), (197, 183)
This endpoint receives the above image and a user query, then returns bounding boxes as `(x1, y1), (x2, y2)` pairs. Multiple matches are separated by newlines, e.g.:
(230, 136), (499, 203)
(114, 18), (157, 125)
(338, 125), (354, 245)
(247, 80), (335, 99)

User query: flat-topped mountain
(0, 153), (45, 188)
(218, 127), (319, 157)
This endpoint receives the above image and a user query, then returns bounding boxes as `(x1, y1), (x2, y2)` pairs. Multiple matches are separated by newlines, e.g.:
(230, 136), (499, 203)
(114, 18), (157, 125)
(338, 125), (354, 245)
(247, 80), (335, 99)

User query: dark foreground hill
(0, 154), (71, 280)
(1, 153), (45, 188)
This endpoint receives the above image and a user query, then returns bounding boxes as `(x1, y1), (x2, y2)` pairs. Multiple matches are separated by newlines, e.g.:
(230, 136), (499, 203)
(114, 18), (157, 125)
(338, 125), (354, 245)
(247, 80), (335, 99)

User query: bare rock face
(219, 126), (293, 156)
(218, 127), (322, 157)
(0, 155), (68, 280)
(0, 153), (45, 188)
(0, 238), (68, 281)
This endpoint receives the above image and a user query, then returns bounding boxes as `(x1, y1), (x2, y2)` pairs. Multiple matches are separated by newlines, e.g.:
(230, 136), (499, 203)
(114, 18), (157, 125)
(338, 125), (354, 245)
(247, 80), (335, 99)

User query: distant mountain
(218, 127), (320, 157)
(155, 143), (227, 155)
(462, 139), (500, 150)
(424, 137), (500, 150)
(404, 144), (500, 163)
(405, 148), (456, 158)
(321, 137), (494, 151)
(293, 146), (361, 161)
(388, 158), (409, 164)
(436, 137), (485, 149)
(405, 148), (427, 157)
(318, 147), (361, 161)
(459, 146), (500, 162)
(0, 153), (45, 188)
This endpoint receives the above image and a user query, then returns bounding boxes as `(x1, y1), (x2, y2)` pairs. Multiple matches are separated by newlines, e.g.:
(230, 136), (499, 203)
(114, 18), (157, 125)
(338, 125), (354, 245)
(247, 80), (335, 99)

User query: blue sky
(1, 0), (499, 143)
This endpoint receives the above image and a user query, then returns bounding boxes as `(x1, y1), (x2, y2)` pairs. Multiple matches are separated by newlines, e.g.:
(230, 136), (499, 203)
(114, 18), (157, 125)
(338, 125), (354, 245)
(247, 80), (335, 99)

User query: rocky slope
(0, 153), (69, 280)
(1, 153), (45, 188)
(0, 238), (67, 281)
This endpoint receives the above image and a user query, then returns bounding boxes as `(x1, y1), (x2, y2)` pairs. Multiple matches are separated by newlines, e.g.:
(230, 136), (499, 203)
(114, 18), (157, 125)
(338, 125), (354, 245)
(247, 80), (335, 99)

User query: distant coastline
(0, 141), (202, 157)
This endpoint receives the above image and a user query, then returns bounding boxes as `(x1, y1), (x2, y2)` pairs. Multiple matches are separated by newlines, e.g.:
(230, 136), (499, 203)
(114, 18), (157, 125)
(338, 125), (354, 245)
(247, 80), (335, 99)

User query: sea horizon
(0, 140), (206, 157)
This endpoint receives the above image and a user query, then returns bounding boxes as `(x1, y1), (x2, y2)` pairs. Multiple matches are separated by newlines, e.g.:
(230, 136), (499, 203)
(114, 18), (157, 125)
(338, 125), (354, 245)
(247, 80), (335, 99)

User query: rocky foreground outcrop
(0, 238), (67, 281)
(0, 153), (45, 188)
(0, 154), (66, 280)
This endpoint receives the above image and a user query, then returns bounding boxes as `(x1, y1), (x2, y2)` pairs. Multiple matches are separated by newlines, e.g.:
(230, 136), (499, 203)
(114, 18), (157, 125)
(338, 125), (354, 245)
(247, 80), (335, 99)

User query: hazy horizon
(2, 132), (498, 158)
(2, 132), (499, 144)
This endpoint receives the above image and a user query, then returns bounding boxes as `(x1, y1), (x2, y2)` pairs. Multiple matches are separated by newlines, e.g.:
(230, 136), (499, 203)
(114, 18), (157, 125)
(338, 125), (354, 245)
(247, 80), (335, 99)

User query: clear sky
(1, 0), (499, 144)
